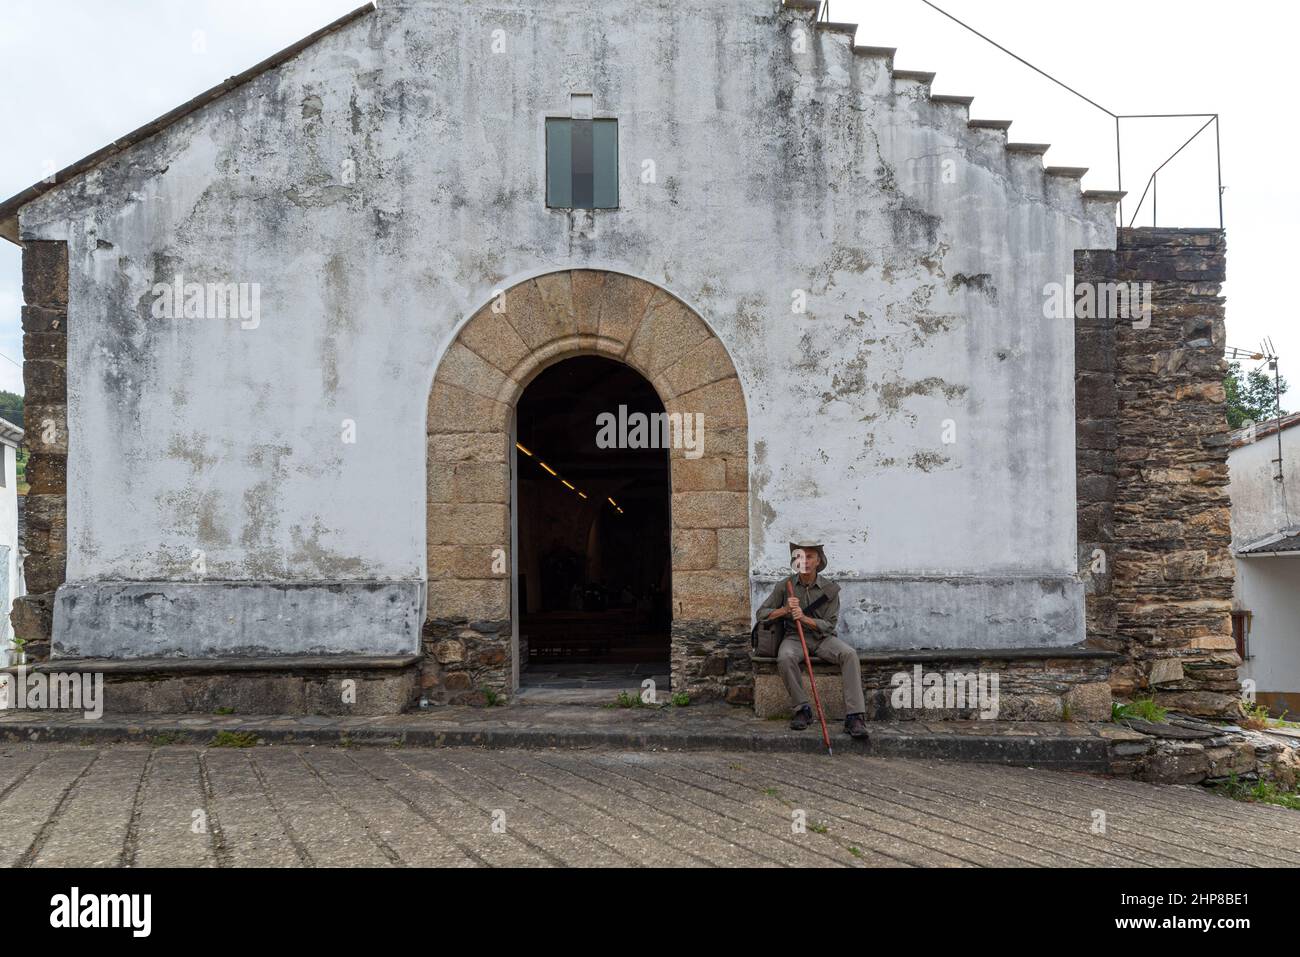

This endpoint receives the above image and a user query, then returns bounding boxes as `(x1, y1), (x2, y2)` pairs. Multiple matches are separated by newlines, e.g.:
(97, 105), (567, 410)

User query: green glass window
(546, 118), (618, 209)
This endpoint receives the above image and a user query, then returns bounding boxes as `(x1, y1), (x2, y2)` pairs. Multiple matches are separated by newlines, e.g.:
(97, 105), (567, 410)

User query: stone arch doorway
(424, 271), (751, 705)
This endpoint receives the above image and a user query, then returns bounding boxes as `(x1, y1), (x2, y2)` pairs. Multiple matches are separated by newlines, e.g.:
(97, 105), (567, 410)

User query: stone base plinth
(671, 620), (753, 704)
(754, 669), (847, 720)
(421, 619), (511, 706)
(2, 655), (422, 715)
(752, 647), (1118, 722)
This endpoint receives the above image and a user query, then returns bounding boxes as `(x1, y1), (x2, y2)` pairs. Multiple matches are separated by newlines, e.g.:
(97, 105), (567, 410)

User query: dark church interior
(515, 356), (672, 677)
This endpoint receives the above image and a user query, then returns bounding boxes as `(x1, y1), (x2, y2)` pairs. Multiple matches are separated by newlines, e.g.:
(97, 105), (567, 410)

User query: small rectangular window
(1227, 613), (1248, 657)
(1231, 610), (1252, 660)
(0, 445), (7, 488)
(546, 118), (618, 209)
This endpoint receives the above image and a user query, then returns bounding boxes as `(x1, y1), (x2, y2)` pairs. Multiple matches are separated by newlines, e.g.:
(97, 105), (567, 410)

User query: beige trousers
(777, 634), (866, 716)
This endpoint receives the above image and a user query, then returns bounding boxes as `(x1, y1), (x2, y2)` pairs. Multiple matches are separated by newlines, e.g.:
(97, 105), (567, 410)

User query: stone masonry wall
(10, 240), (68, 662)
(752, 651), (1115, 721)
(1076, 228), (1238, 717)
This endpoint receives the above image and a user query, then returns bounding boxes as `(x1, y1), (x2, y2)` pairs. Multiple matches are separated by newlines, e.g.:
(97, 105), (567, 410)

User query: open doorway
(514, 356), (671, 694)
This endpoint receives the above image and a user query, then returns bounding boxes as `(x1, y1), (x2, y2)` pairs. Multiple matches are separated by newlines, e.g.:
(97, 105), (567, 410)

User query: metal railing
(908, 0), (1225, 229)
(1121, 113), (1222, 228)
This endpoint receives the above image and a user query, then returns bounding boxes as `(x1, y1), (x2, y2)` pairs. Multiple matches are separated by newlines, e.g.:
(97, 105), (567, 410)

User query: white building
(0, 1), (1237, 715)
(0, 417), (24, 664)
(1229, 411), (1300, 717)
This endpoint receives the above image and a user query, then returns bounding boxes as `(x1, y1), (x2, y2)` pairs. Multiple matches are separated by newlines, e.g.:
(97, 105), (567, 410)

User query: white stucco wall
(1229, 423), (1300, 699)
(0, 433), (21, 659)
(17, 0), (1115, 657)
(1228, 422), (1299, 550)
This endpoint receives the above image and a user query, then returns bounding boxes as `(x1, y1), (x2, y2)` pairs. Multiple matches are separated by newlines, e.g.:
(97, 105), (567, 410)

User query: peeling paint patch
(946, 272), (998, 303)
(166, 433), (219, 472)
(909, 451), (951, 473)
(878, 377), (968, 414)
(890, 204), (941, 250)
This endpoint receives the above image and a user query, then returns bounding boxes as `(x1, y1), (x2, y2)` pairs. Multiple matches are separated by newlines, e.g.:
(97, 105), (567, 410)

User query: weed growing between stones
(1215, 773), (1300, 811)
(209, 731), (259, 749)
(1113, 698), (1168, 723)
(1238, 701), (1273, 731)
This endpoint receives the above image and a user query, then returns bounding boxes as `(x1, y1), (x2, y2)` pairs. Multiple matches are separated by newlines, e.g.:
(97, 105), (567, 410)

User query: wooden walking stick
(787, 577), (833, 756)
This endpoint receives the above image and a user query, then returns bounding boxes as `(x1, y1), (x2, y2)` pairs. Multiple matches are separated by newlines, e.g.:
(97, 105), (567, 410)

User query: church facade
(1, 1), (1238, 717)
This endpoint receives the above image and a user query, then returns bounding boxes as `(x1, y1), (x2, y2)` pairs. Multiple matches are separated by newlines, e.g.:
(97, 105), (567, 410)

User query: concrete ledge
(869, 726), (1110, 770)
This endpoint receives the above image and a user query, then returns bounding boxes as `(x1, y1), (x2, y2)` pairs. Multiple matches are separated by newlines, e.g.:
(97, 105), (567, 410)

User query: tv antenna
(1227, 341), (1284, 487)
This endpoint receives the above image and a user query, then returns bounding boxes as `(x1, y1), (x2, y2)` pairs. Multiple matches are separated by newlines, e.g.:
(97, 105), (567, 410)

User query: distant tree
(1225, 361), (1288, 430)
(0, 391), (20, 429)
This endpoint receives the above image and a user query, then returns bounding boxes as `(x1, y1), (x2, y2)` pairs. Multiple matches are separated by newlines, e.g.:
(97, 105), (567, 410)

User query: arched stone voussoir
(499, 277), (576, 351)
(571, 270), (607, 335)
(428, 382), (512, 435)
(594, 273), (658, 351)
(666, 375), (749, 431)
(499, 335), (606, 403)
(661, 335), (738, 398)
(534, 271), (577, 335)
(457, 303), (532, 375)
(435, 341), (519, 403)
(627, 291), (714, 376)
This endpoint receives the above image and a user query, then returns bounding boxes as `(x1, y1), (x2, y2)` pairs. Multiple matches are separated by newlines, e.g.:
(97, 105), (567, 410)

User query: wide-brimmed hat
(789, 542), (828, 574)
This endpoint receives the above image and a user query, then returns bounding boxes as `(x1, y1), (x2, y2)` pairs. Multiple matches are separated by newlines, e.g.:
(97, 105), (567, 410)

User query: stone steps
(0, 706), (1114, 769)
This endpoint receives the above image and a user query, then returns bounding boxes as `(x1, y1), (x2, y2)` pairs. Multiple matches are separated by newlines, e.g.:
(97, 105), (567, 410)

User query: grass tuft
(1215, 773), (1300, 812)
(209, 730), (259, 749)
(1112, 698), (1167, 723)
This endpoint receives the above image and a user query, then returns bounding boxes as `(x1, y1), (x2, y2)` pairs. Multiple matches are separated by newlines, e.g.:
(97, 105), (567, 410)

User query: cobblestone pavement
(3, 742), (1297, 867)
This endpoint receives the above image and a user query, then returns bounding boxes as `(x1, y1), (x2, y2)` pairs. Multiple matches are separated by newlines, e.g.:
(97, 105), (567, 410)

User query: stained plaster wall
(15, 0), (1116, 656)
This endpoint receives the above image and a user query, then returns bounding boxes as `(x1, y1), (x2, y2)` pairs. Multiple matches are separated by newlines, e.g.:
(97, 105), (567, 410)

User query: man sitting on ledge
(757, 541), (868, 739)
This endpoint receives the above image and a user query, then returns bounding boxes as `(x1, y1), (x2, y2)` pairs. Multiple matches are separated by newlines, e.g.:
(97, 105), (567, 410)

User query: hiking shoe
(790, 706), (813, 731)
(845, 713), (869, 739)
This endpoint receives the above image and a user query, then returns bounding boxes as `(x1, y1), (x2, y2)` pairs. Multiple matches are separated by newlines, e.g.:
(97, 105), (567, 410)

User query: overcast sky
(0, 0), (1293, 404)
